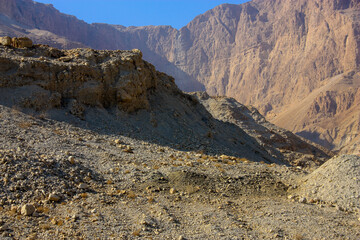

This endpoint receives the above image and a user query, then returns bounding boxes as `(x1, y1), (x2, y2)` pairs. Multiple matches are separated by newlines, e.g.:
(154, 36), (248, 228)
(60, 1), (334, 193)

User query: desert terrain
(0, 0), (359, 239)
(0, 39), (358, 239)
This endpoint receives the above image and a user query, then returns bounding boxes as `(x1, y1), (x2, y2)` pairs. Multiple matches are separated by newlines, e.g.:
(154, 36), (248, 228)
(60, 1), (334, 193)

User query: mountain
(0, 0), (359, 154)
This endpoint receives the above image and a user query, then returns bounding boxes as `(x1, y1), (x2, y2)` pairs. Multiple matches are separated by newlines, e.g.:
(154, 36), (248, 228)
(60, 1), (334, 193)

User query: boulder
(0, 36), (12, 46)
(11, 37), (33, 48)
(21, 204), (35, 216)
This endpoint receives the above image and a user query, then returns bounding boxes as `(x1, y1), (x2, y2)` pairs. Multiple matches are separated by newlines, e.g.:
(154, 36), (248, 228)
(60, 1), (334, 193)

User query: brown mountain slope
(273, 70), (360, 154)
(0, 0), (359, 154)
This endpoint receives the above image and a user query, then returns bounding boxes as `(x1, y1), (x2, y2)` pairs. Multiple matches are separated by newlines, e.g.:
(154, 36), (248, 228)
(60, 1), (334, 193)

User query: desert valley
(0, 0), (359, 239)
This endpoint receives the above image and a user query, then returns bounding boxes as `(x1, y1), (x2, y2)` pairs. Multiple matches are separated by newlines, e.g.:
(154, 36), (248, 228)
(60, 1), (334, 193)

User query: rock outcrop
(0, 36), (33, 48)
(0, 45), (158, 112)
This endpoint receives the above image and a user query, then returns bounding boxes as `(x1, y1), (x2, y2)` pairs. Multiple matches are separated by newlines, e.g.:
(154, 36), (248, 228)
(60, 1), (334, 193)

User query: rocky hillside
(0, 40), (359, 240)
(0, 40), (289, 165)
(191, 92), (332, 167)
(0, 0), (359, 154)
(0, 38), (333, 166)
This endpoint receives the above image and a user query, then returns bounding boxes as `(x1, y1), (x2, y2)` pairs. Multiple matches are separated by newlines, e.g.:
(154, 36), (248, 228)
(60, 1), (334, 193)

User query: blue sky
(35, 0), (249, 29)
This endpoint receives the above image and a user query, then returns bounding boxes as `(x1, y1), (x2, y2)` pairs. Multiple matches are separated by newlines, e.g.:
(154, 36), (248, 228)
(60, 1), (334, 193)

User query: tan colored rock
(0, 36), (12, 46)
(11, 37), (33, 48)
(1, 0), (359, 153)
(191, 92), (332, 165)
(48, 193), (61, 202)
(68, 156), (75, 164)
(78, 183), (89, 189)
(21, 204), (35, 216)
(273, 72), (360, 154)
(3, 0), (358, 153)
(131, 49), (142, 58)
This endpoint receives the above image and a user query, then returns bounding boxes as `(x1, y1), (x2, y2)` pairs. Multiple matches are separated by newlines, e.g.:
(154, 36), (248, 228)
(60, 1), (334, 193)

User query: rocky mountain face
(273, 70), (360, 154)
(0, 0), (359, 154)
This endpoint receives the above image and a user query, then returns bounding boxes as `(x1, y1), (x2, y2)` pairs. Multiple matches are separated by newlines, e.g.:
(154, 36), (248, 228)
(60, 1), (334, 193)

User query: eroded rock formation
(0, 45), (161, 113)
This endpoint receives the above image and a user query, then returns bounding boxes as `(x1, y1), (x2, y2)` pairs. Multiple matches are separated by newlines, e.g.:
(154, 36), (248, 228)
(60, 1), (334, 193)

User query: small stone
(336, 205), (344, 211)
(71, 214), (78, 221)
(78, 183), (89, 189)
(287, 195), (294, 200)
(170, 188), (176, 194)
(10, 205), (18, 213)
(68, 156), (75, 164)
(49, 193), (61, 202)
(123, 146), (134, 153)
(12, 37), (33, 48)
(308, 198), (316, 204)
(299, 197), (307, 203)
(178, 236), (186, 240)
(21, 204), (35, 216)
(114, 139), (122, 144)
(32, 211), (40, 217)
(51, 218), (58, 225)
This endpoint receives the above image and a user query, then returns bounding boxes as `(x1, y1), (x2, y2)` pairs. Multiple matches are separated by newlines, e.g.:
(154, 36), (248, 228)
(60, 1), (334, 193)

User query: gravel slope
(0, 105), (359, 239)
